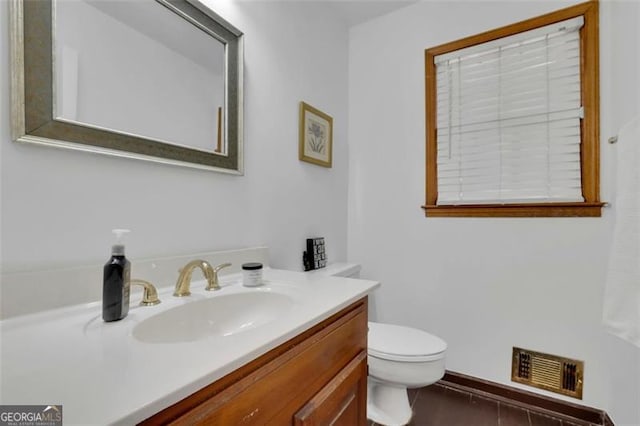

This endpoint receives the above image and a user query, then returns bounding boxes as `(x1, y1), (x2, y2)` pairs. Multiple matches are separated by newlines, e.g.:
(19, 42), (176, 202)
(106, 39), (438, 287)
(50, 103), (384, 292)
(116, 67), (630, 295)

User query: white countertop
(0, 268), (379, 425)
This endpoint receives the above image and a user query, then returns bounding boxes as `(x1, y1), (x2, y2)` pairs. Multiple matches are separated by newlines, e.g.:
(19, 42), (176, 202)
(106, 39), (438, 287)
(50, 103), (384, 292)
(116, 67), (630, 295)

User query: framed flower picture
(299, 102), (333, 168)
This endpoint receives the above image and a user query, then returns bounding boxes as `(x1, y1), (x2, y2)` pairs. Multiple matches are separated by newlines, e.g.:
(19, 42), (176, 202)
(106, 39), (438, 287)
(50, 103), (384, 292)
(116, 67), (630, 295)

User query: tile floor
(370, 383), (601, 426)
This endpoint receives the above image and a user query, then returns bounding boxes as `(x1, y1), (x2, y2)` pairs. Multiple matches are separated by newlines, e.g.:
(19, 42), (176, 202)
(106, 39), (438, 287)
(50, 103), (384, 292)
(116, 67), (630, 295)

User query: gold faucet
(174, 260), (232, 296)
(130, 279), (161, 306)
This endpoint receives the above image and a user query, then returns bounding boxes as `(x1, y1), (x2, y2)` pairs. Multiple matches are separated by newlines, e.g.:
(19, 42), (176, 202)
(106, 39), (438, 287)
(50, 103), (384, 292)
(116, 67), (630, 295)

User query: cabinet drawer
(142, 298), (368, 425)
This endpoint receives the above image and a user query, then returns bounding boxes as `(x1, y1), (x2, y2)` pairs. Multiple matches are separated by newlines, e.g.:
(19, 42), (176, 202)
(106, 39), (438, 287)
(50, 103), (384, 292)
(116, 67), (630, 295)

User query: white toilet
(367, 321), (446, 425)
(322, 263), (448, 426)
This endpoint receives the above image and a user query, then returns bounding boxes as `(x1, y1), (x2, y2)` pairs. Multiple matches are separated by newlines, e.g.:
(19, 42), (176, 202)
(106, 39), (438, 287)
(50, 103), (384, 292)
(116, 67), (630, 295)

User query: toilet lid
(368, 322), (447, 362)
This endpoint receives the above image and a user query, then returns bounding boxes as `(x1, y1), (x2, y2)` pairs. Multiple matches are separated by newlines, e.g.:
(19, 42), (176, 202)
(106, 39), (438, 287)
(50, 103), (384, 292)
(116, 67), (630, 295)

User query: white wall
(0, 1), (349, 275)
(348, 1), (639, 424)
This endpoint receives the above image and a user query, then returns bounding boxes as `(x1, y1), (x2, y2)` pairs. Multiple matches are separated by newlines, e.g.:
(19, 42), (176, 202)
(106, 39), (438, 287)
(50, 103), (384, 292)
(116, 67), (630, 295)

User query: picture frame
(299, 102), (333, 168)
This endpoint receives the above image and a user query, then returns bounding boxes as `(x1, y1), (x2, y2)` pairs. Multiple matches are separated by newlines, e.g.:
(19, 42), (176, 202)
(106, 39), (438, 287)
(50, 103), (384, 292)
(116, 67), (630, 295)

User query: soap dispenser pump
(103, 229), (131, 322)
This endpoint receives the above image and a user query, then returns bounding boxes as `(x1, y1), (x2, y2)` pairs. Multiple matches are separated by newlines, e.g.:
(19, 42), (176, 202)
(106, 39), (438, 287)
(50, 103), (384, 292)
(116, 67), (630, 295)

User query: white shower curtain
(603, 115), (640, 348)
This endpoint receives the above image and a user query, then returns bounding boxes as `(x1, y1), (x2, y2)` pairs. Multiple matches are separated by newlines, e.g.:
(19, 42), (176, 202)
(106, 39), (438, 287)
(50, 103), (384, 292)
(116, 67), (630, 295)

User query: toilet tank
(307, 263), (361, 278)
(325, 263), (361, 278)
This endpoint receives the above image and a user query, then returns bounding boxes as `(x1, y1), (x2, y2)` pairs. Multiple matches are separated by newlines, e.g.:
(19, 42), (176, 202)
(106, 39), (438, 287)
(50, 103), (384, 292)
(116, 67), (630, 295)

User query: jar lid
(242, 262), (263, 270)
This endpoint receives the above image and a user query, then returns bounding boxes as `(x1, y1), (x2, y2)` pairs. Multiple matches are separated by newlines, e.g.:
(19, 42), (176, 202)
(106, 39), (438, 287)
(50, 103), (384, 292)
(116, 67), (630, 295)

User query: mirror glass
(11, 0), (243, 173)
(54, 0), (226, 154)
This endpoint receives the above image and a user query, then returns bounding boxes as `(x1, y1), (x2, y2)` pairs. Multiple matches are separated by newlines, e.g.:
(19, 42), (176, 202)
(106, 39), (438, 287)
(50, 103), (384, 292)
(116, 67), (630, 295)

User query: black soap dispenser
(102, 229), (131, 322)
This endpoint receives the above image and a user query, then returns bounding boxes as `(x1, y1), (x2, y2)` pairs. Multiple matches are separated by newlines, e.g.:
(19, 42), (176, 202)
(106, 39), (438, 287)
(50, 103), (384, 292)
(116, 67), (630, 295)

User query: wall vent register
(511, 347), (583, 399)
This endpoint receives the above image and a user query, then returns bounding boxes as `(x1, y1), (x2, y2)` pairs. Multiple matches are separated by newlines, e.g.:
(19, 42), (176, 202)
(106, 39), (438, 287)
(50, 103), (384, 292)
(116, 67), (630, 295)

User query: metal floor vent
(511, 347), (584, 399)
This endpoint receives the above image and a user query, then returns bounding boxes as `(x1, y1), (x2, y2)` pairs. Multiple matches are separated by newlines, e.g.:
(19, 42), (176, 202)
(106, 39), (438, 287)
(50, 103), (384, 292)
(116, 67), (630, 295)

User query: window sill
(421, 202), (605, 218)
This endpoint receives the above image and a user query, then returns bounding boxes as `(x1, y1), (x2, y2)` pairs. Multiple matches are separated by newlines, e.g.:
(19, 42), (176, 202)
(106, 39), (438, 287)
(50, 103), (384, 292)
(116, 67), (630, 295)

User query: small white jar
(242, 262), (263, 287)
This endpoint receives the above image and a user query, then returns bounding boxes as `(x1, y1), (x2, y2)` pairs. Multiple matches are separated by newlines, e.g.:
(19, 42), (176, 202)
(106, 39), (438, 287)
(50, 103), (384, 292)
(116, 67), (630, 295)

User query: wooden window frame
(423, 1), (602, 218)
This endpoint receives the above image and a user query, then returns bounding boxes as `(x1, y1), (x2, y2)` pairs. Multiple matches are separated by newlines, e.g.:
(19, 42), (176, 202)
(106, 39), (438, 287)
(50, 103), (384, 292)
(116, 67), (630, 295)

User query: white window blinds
(434, 17), (584, 205)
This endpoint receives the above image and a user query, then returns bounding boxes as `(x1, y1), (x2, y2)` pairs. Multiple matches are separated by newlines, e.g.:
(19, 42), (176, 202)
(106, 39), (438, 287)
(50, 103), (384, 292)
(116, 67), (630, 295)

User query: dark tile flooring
(370, 383), (601, 426)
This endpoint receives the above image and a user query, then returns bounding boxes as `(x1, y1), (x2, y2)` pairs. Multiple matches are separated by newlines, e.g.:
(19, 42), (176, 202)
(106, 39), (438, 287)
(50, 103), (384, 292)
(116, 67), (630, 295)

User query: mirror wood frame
(9, 0), (244, 174)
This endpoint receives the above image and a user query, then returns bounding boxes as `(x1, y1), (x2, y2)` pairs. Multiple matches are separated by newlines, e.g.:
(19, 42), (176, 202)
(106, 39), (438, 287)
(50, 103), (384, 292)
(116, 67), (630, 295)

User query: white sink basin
(132, 290), (294, 343)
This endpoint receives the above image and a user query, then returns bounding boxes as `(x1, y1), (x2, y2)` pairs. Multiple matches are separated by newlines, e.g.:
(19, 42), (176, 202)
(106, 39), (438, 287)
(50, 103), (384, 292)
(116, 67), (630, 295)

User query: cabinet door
(294, 351), (367, 426)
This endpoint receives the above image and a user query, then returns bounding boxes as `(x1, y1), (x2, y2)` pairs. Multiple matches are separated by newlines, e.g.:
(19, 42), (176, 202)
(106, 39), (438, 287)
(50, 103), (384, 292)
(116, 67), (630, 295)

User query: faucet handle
(213, 262), (232, 273)
(130, 279), (161, 306)
(206, 263), (232, 291)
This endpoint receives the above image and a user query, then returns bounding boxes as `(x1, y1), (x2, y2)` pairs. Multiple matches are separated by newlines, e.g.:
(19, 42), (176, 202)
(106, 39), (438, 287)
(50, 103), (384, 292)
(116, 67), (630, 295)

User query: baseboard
(440, 371), (612, 425)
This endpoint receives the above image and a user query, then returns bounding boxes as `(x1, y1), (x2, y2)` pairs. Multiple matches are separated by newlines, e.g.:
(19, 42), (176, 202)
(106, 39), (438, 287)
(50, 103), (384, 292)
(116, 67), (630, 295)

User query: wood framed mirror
(10, 0), (244, 174)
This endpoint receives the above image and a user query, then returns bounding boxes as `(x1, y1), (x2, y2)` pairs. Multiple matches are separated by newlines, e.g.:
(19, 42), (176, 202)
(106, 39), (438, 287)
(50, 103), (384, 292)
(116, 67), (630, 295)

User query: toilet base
(367, 379), (412, 426)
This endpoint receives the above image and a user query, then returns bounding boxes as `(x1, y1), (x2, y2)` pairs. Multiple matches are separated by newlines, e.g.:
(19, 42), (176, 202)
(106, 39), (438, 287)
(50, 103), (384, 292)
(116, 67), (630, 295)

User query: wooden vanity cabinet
(140, 298), (368, 425)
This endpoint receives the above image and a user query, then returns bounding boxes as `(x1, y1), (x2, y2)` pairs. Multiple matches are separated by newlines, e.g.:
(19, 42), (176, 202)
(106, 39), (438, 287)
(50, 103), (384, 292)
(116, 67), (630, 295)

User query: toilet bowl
(318, 263), (447, 426)
(367, 321), (447, 426)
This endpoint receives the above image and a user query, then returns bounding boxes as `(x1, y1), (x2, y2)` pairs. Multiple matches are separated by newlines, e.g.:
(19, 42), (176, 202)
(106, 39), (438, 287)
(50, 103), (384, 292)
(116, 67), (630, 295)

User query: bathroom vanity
(0, 266), (378, 425)
(142, 298), (368, 425)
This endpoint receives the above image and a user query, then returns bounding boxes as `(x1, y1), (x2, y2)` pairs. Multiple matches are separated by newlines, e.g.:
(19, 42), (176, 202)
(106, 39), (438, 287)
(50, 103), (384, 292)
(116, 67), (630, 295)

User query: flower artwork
(299, 102), (333, 167)
(307, 120), (326, 154)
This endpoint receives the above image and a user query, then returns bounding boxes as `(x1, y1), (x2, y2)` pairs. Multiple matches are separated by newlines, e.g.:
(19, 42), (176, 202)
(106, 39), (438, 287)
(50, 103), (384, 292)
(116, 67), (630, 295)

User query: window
(424, 1), (601, 217)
